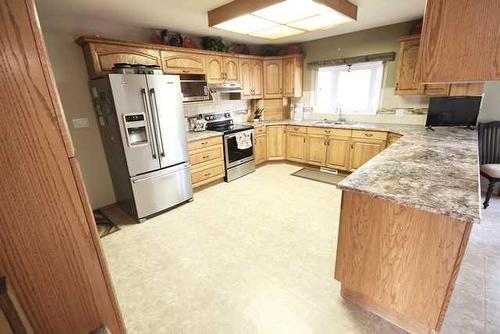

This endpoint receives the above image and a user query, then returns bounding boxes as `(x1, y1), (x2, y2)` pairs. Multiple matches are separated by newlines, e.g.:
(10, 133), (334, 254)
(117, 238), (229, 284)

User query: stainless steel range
(204, 113), (255, 182)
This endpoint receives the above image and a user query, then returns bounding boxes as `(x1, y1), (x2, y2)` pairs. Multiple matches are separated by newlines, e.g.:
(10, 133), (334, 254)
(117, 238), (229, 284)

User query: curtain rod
(307, 52), (396, 69)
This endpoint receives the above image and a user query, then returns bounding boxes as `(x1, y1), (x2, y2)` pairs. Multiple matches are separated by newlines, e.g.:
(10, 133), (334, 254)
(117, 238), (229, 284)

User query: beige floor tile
(102, 163), (500, 334)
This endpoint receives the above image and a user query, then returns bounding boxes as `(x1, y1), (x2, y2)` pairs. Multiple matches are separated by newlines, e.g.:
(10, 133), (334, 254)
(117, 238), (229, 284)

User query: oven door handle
(225, 129), (255, 139)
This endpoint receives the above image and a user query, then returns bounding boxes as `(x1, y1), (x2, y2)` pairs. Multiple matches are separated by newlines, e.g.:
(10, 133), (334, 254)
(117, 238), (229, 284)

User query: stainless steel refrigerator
(91, 74), (193, 221)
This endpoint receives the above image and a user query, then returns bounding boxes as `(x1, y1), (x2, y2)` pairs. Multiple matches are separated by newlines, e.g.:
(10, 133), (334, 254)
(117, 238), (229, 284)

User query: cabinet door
(326, 137), (350, 170)
(419, 83), (451, 96)
(206, 56), (224, 83)
(255, 135), (268, 164)
(306, 134), (327, 166)
(286, 132), (306, 162)
(263, 59), (283, 98)
(449, 83), (485, 96)
(395, 37), (420, 95)
(161, 51), (205, 74)
(253, 60), (264, 98)
(283, 58), (295, 97)
(239, 59), (253, 99)
(349, 139), (385, 170)
(91, 43), (161, 78)
(223, 56), (240, 83)
(267, 126), (286, 160)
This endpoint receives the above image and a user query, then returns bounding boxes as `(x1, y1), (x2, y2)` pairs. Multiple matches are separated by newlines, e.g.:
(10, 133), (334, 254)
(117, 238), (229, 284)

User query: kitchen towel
(235, 132), (252, 150)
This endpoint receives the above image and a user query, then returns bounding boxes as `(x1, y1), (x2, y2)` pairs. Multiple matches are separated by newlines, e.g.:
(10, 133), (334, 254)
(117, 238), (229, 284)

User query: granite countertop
(186, 130), (222, 143)
(243, 120), (481, 224)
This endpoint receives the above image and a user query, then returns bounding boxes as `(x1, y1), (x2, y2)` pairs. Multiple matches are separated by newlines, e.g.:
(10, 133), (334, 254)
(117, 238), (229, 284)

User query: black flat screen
(426, 96), (482, 127)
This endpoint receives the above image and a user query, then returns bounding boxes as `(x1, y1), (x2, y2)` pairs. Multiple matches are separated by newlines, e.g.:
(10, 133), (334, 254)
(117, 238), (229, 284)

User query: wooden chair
(478, 122), (500, 209)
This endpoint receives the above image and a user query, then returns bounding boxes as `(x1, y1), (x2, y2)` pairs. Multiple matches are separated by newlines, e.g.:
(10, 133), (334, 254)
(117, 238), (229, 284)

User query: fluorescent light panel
(211, 0), (355, 40)
(249, 25), (303, 40)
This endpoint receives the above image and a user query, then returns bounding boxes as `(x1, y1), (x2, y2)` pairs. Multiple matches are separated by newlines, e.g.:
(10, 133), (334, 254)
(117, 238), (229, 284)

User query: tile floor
(102, 163), (500, 333)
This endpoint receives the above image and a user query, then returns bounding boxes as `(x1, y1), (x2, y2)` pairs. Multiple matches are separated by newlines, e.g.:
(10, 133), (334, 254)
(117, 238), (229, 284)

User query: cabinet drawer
(351, 130), (387, 140)
(189, 146), (222, 166)
(191, 162), (224, 186)
(286, 125), (307, 134)
(308, 127), (352, 137)
(255, 126), (267, 136)
(188, 136), (222, 151)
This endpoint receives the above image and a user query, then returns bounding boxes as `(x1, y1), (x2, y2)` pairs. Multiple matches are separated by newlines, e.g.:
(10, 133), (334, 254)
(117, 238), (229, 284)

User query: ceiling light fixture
(208, 0), (357, 40)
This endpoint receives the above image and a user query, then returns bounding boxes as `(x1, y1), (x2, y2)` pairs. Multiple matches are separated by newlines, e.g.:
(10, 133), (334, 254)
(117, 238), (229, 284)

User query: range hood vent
(208, 82), (242, 93)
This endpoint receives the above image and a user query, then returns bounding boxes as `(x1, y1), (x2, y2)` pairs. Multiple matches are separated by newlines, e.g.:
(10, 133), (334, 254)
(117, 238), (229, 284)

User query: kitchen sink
(313, 120), (356, 126)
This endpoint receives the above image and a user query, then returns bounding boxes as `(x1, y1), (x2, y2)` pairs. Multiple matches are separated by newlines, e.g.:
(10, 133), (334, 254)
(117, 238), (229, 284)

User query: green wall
(300, 20), (420, 91)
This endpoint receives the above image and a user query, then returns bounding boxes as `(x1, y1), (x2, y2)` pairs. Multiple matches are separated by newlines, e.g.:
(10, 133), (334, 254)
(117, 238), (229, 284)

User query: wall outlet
(72, 118), (89, 128)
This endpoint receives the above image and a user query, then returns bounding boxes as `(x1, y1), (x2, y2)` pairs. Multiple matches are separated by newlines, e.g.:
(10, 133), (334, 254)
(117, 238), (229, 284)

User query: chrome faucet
(336, 105), (346, 123)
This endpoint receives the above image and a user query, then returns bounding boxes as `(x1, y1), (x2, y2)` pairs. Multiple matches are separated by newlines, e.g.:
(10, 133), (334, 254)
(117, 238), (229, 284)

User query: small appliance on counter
(425, 96), (482, 129)
(203, 113), (255, 182)
(190, 115), (207, 132)
(292, 103), (304, 121)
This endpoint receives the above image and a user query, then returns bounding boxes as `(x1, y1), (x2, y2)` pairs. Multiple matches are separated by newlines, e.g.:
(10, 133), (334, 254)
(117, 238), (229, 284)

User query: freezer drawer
(131, 163), (193, 219)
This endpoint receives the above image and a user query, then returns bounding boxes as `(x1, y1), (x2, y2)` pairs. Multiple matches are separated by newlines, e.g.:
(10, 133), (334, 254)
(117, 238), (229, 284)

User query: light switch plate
(72, 118), (89, 128)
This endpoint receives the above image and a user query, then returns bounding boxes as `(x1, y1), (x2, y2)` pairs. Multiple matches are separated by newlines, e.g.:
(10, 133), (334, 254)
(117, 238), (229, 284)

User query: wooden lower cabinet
(326, 137), (351, 170)
(286, 131), (307, 163)
(349, 139), (386, 171)
(306, 134), (327, 166)
(267, 126), (286, 160)
(188, 136), (225, 188)
(255, 133), (268, 165)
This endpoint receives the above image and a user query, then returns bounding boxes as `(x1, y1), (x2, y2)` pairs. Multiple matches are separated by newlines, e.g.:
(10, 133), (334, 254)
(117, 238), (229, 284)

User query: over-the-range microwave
(179, 74), (209, 102)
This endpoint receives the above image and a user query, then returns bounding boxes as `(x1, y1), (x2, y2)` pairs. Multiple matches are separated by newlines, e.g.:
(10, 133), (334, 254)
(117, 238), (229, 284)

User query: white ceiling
(35, 0), (426, 44)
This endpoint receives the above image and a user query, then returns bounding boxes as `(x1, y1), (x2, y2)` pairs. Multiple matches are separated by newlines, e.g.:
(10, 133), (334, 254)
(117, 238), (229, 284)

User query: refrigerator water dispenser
(123, 113), (148, 147)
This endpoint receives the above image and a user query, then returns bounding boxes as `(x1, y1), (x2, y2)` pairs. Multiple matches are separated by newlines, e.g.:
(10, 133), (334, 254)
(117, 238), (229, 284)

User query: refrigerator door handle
(140, 88), (157, 159)
(149, 88), (166, 157)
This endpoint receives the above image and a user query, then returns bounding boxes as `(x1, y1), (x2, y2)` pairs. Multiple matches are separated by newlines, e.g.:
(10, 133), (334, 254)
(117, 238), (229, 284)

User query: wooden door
(206, 56), (224, 83)
(255, 134), (268, 164)
(395, 36), (421, 95)
(161, 50), (205, 74)
(286, 132), (307, 162)
(263, 59), (283, 98)
(88, 43), (161, 79)
(0, 0), (125, 333)
(267, 126), (286, 160)
(419, 83), (451, 96)
(326, 137), (350, 170)
(349, 139), (385, 170)
(306, 134), (327, 166)
(223, 56), (239, 83)
(239, 59), (253, 99)
(283, 58), (295, 97)
(253, 60), (264, 98)
(449, 83), (485, 96)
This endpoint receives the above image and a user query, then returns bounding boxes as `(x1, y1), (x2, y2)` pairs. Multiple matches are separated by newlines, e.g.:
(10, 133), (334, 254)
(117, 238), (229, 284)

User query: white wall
(479, 81), (500, 122)
(38, 15), (154, 209)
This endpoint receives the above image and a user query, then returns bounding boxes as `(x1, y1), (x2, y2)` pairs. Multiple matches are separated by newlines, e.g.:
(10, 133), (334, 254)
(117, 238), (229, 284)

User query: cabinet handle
(204, 172), (211, 177)
(200, 141), (208, 145)
(365, 133), (374, 137)
(182, 70), (189, 73)
(202, 155), (209, 159)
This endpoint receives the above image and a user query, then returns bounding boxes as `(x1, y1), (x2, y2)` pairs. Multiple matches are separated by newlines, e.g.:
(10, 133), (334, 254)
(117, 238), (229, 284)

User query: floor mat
(93, 209), (120, 238)
(291, 167), (347, 185)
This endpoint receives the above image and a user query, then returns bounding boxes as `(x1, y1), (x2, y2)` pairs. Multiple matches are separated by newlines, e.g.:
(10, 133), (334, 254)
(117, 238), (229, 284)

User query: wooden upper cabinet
(264, 59), (283, 98)
(206, 56), (224, 83)
(449, 83), (485, 96)
(81, 42), (161, 79)
(239, 58), (263, 99)
(283, 56), (303, 98)
(161, 51), (205, 74)
(223, 56), (239, 83)
(252, 60), (263, 97)
(206, 56), (239, 84)
(419, 0), (500, 83)
(395, 35), (421, 95)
